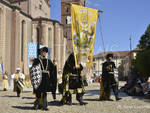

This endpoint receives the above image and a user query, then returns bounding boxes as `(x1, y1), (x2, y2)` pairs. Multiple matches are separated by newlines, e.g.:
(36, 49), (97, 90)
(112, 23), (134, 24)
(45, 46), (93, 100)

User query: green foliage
(138, 24), (150, 50)
(135, 49), (150, 75)
(135, 24), (150, 75)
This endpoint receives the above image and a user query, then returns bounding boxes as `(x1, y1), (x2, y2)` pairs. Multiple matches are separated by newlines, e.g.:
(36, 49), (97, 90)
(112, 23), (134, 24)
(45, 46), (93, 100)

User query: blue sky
(50, 0), (150, 55)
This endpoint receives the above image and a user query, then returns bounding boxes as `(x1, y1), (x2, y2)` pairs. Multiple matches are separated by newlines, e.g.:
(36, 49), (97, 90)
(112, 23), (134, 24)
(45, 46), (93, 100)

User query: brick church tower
(61, 0), (85, 55)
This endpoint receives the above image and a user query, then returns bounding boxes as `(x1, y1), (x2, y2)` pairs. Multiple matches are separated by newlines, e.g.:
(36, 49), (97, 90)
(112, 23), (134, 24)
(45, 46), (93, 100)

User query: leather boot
(113, 85), (122, 101)
(76, 93), (88, 105)
(42, 93), (49, 111)
(34, 99), (39, 110)
(115, 94), (122, 101)
(67, 93), (72, 105)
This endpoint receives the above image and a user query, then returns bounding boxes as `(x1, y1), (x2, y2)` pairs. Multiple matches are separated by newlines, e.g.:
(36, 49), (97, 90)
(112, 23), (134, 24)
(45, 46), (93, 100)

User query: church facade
(0, 0), (66, 75)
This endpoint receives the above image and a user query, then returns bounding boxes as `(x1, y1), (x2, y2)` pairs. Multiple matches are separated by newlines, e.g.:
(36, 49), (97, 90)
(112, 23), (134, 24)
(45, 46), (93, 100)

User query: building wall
(93, 51), (139, 80)
(11, 1), (29, 14)
(0, 3), (12, 75)
(30, 0), (50, 18)
(93, 56), (127, 76)
(11, 10), (32, 74)
(61, 0), (85, 55)
(0, 0), (66, 77)
(0, 1), (32, 75)
(10, 0), (50, 18)
(32, 20), (66, 71)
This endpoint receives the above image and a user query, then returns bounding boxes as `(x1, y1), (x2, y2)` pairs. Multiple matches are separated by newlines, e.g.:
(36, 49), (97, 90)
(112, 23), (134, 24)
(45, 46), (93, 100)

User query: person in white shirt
(11, 68), (25, 97)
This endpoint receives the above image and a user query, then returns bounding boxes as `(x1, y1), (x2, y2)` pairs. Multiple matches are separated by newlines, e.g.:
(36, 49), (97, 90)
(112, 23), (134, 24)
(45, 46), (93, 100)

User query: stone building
(0, 0), (66, 76)
(93, 51), (129, 78)
(93, 49), (140, 80)
(119, 48), (140, 80)
(61, 0), (85, 55)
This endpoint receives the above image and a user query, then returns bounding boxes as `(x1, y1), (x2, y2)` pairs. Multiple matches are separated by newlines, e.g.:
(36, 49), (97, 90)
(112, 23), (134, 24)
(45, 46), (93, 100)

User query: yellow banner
(71, 4), (98, 67)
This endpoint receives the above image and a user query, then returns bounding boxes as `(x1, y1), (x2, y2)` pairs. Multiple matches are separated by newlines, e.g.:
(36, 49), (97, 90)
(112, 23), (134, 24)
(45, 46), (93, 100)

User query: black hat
(40, 47), (48, 53)
(106, 53), (113, 59)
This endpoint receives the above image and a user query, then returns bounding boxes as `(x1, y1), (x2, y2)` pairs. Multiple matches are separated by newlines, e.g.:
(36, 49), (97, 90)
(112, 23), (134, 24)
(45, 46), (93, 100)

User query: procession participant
(100, 54), (121, 101)
(11, 68), (25, 97)
(57, 70), (63, 94)
(60, 52), (87, 105)
(2, 71), (9, 91)
(31, 47), (57, 111)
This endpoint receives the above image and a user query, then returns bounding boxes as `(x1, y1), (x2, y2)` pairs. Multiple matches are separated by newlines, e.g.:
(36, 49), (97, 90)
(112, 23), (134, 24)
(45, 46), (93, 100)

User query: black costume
(100, 54), (120, 101)
(60, 53), (87, 105)
(32, 47), (57, 110)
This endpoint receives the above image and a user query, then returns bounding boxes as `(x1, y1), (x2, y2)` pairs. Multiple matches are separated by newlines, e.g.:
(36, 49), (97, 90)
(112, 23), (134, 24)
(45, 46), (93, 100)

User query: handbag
(69, 74), (82, 89)
(30, 64), (42, 89)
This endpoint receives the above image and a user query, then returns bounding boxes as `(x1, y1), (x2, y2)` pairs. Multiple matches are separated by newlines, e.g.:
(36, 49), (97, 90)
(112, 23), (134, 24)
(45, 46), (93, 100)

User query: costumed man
(31, 47), (57, 111)
(100, 54), (121, 101)
(60, 52), (87, 105)
(11, 68), (25, 97)
(2, 71), (9, 91)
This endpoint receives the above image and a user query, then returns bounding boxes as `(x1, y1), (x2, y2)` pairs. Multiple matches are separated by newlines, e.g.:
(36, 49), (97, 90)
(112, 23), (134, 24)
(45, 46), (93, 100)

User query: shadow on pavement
(48, 100), (64, 106)
(85, 90), (99, 96)
(22, 97), (35, 99)
(118, 91), (150, 103)
(23, 91), (32, 93)
(130, 95), (150, 103)
(2, 95), (18, 98)
(48, 100), (80, 106)
(12, 106), (34, 110)
(84, 98), (99, 101)
(24, 102), (34, 105)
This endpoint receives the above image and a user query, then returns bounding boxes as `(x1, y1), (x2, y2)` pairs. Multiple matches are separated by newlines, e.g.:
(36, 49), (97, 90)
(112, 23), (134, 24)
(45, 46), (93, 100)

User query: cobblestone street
(0, 82), (150, 113)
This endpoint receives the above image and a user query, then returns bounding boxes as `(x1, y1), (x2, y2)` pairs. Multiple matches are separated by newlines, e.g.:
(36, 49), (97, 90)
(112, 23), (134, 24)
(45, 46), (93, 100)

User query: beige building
(93, 49), (140, 80)
(120, 48), (140, 80)
(0, 0), (66, 76)
(93, 51), (129, 79)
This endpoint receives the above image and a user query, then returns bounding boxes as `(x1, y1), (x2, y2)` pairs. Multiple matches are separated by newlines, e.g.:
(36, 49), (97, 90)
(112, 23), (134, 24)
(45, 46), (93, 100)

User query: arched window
(21, 20), (25, 61)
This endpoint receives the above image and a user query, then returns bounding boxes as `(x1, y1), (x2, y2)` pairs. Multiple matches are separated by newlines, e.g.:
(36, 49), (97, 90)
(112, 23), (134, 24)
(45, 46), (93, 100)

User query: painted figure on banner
(71, 4), (98, 67)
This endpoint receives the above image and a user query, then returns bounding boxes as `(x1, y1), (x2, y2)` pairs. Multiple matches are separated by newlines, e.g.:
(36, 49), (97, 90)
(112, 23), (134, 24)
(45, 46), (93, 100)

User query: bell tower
(61, 0), (86, 55)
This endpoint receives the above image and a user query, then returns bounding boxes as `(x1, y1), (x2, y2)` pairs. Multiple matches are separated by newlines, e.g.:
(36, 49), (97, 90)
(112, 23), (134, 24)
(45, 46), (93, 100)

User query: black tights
(36, 92), (47, 108)
(16, 86), (21, 96)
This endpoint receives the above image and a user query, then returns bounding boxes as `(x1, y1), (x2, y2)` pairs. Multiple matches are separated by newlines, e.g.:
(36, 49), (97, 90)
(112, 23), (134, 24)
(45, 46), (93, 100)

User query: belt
(42, 70), (49, 74)
(70, 74), (78, 77)
(108, 72), (114, 74)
